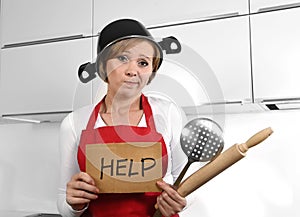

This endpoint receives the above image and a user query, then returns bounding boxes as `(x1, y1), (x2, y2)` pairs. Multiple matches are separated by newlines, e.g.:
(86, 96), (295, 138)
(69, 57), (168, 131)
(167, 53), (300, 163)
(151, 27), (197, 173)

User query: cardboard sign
(86, 142), (163, 193)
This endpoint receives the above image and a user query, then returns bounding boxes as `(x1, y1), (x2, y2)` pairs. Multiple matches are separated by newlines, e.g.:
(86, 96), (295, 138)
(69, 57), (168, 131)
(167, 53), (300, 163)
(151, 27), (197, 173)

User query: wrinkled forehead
(106, 38), (157, 58)
(124, 46), (155, 61)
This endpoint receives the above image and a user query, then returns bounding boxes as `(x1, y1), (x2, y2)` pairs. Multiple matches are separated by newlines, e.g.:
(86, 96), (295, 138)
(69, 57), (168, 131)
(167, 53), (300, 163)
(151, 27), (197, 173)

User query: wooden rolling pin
(177, 127), (273, 197)
(153, 127), (273, 217)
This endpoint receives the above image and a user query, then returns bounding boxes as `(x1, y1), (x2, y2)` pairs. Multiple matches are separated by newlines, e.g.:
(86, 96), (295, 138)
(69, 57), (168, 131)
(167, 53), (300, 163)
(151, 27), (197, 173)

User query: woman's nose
(125, 61), (138, 76)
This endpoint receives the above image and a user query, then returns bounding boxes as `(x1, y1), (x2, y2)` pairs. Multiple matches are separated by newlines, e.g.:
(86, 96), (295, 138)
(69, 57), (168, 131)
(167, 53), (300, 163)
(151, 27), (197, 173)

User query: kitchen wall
(0, 109), (299, 216)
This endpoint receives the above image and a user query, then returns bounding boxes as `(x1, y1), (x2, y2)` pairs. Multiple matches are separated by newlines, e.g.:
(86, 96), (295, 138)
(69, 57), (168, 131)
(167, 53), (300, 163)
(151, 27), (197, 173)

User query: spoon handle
(173, 160), (192, 187)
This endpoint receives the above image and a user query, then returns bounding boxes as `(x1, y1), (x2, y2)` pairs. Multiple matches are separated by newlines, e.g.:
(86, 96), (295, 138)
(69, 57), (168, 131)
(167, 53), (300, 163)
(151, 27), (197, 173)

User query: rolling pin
(177, 127), (273, 197)
(153, 127), (273, 217)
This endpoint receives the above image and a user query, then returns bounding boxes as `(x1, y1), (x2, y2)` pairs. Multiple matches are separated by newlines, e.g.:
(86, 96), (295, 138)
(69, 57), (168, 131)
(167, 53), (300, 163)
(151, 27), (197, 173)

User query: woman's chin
(115, 87), (142, 99)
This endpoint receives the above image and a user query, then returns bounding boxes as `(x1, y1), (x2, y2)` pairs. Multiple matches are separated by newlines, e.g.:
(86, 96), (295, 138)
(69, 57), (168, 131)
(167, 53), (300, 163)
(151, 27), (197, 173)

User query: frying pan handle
(78, 62), (97, 83)
(158, 36), (182, 54)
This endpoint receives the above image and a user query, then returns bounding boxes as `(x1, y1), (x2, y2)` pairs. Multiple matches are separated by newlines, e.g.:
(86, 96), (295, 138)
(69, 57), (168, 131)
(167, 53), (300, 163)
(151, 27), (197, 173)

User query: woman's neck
(100, 92), (144, 126)
(102, 92), (142, 115)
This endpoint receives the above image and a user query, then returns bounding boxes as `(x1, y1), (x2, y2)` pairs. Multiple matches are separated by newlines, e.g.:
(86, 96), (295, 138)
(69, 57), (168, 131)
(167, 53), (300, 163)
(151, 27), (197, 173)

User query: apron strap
(85, 101), (101, 131)
(141, 94), (156, 129)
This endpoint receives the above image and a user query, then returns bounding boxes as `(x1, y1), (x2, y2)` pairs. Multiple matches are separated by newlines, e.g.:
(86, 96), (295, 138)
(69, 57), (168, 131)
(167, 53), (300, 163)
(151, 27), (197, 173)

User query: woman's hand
(66, 172), (99, 211)
(156, 181), (186, 217)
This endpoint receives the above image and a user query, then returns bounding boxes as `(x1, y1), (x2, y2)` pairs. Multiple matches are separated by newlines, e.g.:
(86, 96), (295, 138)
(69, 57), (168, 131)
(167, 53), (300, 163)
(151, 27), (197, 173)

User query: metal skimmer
(174, 117), (224, 186)
(153, 118), (224, 217)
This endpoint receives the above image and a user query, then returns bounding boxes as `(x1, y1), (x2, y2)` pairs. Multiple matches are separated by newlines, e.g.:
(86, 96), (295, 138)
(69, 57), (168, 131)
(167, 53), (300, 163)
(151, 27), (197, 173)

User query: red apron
(77, 94), (178, 217)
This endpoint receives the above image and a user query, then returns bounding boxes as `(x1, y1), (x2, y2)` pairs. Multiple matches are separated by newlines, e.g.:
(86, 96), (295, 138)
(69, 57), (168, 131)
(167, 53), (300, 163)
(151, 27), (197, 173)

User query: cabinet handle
(2, 111), (72, 123)
(256, 97), (300, 110)
(2, 34), (85, 49)
(257, 2), (300, 13)
(204, 12), (240, 20)
(147, 12), (239, 29)
(256, 97), (300, 103)
(2, 116), (43, 124)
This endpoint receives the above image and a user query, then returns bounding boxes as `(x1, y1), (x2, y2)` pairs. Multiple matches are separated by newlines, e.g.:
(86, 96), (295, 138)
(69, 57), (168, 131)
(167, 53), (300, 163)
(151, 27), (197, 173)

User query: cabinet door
(250, 0), (300, 13)
(145, 16), (252, 107)
(1, 0), (92, 46)
(93, 0), (248, 34)
(251, 7), (300, 100)
(0, 38), (92, 115)
(90, 36), (107, 104)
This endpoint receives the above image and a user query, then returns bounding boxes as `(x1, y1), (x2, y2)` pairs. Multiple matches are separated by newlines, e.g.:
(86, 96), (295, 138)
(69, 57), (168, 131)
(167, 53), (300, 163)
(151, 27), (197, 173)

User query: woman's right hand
(66, 172), (100, 211)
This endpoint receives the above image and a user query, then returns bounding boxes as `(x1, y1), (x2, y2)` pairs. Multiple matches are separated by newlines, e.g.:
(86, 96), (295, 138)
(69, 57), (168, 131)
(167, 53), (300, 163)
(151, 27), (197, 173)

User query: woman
(57, 19), (189, 217)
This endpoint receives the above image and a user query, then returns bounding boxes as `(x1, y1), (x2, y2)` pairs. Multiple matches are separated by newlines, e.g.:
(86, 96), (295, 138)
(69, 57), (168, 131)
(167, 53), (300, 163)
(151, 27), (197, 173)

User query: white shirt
(57, 96), (190, 217)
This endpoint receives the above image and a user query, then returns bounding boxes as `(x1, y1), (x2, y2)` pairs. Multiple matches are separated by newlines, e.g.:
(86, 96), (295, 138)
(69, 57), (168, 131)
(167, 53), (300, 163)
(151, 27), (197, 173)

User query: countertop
(0, 211), (61, 217)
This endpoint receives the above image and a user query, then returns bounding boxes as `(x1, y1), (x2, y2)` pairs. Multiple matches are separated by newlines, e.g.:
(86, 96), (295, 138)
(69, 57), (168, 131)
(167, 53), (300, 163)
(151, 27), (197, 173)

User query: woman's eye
(117, 55), (129, 62)
(139, 60), (149, 67)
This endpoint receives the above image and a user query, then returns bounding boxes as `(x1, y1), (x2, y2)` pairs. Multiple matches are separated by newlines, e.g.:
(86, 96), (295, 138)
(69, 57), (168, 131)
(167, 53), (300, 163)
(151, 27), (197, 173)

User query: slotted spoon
(153, 118), (224, 217)
(174, 117), (224, 186)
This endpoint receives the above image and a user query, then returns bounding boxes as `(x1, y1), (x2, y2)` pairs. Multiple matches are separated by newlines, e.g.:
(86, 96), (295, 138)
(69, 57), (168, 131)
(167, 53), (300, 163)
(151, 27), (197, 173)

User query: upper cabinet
(0, 38), (92, 119)
(0, 0), (92, 47)
(145, 16), (252, 108)
(91, 35), (110, 104)
(93, 0), (249, 34)
(250, 0), (300, 13)
(251, 7), (300, 101)
(0, 0), (93, 123)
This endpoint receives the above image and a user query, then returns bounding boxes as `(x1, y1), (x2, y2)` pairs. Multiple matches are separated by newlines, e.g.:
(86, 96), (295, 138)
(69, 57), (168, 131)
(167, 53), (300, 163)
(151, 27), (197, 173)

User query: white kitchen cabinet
(0, 0), (92, 47)
(91, 36), (108, 104)
(93, 0), (248, 34)
(251, 7), (300, 101)
(144, 16), (252, 108)
(0, 38), (92, 119)
(250, 0), (300, 13)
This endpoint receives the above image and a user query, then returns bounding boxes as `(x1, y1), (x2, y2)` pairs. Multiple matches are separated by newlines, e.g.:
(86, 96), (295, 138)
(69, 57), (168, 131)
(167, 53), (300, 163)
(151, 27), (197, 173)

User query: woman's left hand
(156, 180), (186, 217)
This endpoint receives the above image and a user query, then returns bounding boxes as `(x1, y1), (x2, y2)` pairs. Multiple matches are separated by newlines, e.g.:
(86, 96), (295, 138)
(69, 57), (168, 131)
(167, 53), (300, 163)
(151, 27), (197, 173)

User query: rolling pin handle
(245, 127), (273, 149)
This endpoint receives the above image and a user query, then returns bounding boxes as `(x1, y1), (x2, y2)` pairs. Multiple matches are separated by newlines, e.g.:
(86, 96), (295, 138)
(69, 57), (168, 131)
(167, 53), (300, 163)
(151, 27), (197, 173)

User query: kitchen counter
(0, 210), (35, 217)
(0, 211), (61, 217)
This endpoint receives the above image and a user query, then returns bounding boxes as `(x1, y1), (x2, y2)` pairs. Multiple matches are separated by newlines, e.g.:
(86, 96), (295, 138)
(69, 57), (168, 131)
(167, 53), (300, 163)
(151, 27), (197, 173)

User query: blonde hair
(97, 38), (161, 84)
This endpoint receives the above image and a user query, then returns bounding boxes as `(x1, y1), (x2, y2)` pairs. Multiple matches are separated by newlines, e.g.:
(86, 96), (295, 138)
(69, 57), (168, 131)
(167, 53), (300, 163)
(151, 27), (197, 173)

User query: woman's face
(105, 40), (155, 97)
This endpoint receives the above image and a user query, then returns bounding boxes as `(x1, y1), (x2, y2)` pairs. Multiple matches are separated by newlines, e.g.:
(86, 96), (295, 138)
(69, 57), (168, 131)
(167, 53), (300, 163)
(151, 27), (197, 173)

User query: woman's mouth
(124, 81), (138, 85)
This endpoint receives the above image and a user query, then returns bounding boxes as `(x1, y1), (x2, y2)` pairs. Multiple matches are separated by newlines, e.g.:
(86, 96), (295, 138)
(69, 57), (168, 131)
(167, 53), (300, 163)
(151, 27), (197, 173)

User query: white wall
(0, 122), (61, 214)
(182, 109), (300, 217)
(0, 109), (300, 216)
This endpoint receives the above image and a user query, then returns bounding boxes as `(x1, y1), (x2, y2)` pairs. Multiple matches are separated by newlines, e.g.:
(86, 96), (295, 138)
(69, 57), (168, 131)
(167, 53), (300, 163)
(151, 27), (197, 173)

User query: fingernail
(156, 181), (163, 185)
